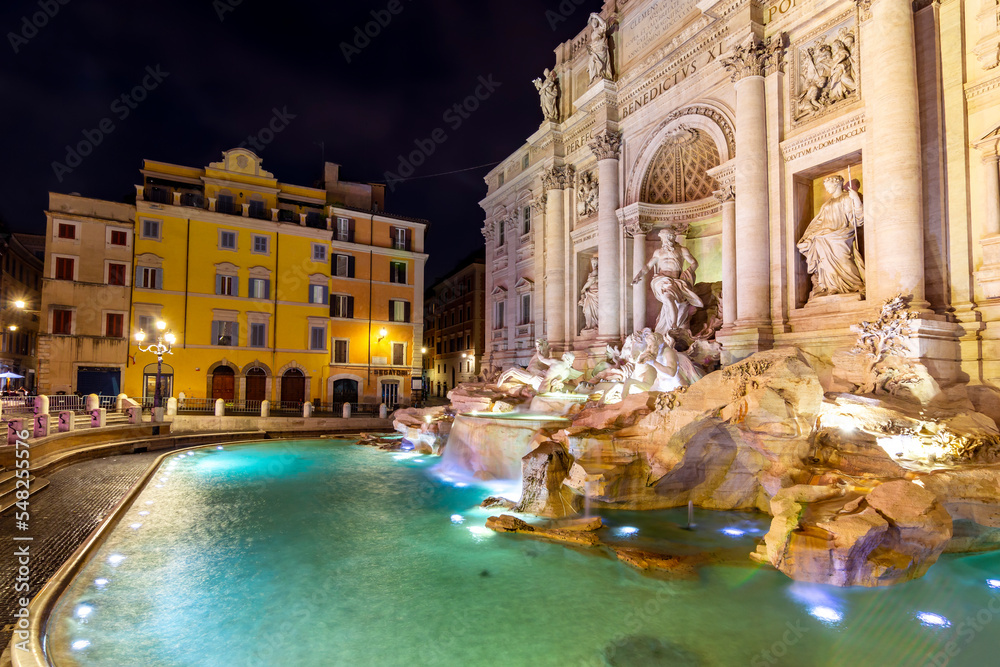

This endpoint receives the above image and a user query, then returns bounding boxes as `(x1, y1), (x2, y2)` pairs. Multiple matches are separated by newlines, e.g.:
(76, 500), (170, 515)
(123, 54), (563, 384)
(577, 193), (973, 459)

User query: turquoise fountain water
(45, 440), (1000, 666)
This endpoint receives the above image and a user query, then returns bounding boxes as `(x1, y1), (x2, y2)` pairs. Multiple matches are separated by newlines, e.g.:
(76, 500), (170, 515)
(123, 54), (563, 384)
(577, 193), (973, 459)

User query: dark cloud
(0, 0), (595, 282)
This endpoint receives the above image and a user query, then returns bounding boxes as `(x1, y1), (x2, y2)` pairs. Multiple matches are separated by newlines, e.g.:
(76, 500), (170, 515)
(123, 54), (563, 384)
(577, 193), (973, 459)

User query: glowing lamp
(14, 300), (25, 309)
(134, 330), (146, 343)
(156, 320), (167, 331)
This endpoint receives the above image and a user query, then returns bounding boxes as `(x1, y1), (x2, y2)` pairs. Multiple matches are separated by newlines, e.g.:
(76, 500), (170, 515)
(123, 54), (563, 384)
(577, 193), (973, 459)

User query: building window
(522, 207), (531, 235)
(312, 244), (328, 262)
(110, 230), (128, 246)
(219, 230), (237, 250)
(52, 309), (72, 335)
(252, 235), (269, 254)
(105, 313), (124, 338)
(107, 263), (127, 286)
(55, 256), (75, 281)
(389, 299), (410, 323)
(389, 261), (407, 284)
(336, 217), (353, 242)
(333, 254), (355, 278)
(211, 320), (238, 346)
(137, 315), (154, 334)
(309, 284), (329, 305)
(466, 334), (471, 349)
(494, 301), (505, 329)
(137, 266), (162, 289)
(216, 194), (236, 215)
(436, 341), (441, 353)
(57, 223), (76, 239)
(392, 342), (405, 366)
(216, 274), (237, 296)
(248, 278), (270, 299)
(249, 322), (267, 348)
(522, 154), (529, 170)
(520, 293), (531, 325)
(330, 294), (354, 318)
(392, 227), (410, 251)
(333, 339), (349, 364)
(498, 172), (505, 187)
(497, 220), (505, 247)
(309, 326), (326, 351)
(141, 219), (161, 240)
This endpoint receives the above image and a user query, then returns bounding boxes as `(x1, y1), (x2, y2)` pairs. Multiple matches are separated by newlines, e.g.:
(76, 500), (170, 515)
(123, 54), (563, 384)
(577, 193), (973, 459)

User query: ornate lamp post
(135, 320), (176, 412)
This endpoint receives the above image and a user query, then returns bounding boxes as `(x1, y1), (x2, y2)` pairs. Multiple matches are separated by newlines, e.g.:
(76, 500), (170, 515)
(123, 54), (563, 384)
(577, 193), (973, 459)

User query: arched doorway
(380, 379), (400, 406)
(211, 366), (235, 400)
(332, 378), (358, 404)
(246, 367), (267, 402)
(281, 368), (305, 405)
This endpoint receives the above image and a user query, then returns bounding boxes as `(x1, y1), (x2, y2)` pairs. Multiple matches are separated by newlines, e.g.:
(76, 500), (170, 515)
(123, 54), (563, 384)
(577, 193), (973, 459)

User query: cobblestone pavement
(1, 451), (160, 649)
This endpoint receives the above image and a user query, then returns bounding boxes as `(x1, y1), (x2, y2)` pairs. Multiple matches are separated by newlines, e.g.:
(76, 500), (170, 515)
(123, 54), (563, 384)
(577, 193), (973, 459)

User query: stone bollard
(166, 397), (178, 416)
(8, 420), (25, 444)
(86, 393), (100, 412)
(260, 400), (270, 418)
(34, 395), (49, 416)
(126, 406), (142, 424)
(116, 393), (128, 412)
(33, 413), (49, 438)
(303, 402), (313, 418)
(58, 411), (76, 432)
(342, 403), (351, 419)
(153, 407), (165, 422)
(215, 398), (225, 417)
(90, 408), (107, 428)
(379, 403), (388, 419)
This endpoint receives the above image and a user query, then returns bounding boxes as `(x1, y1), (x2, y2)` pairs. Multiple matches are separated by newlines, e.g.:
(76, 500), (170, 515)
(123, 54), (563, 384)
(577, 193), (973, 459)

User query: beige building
(481, 0), (1000, 387)
(37, 193), (135, 395)
(423, 251), (486, 397)
(0, 232), (44, 390)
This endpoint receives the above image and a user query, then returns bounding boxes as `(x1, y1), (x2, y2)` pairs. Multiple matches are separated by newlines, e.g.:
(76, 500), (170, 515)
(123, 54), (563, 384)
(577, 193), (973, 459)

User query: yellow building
(122, 148), (427, 407)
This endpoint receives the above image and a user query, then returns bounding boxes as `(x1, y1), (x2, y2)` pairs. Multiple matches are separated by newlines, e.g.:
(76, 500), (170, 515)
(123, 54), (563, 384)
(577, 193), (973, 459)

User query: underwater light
(455, 482), (468, 488)
(809, 606), (843, 623)
(94, 578), (109, 588)
(130, 523), (142, 530)
(617, 526), (639, 536)
(71, 640), (91, 650)
(108, 554), (126, 566)
(917, 612), (951, 627)
(217, 446), (224, 450)
(468, 526), (493, 537)
(138, 511), (149, 516)
(451, 514), (465, 524)
(988, 579), (1000, 589)
(75, 605), (94, 619)
(155, 485), (163, 488)
(145, 501), (153, 505)
(722, 527), (746, 537)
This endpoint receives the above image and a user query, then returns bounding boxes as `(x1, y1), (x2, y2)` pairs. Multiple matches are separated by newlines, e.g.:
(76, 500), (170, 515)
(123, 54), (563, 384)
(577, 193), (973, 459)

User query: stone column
(723, 39), (773, 327)
(715, 186), (738, 327)
(543, 166), (571, 348)
(531, 195), (547, 333)
(629, 224), (650, 332)
(590, 131), (623, 340)
(506, 214), (518, 351)
(480, 221), (497, 363)
(860, 0), (925, 305)
(984, 154), (1000, 238)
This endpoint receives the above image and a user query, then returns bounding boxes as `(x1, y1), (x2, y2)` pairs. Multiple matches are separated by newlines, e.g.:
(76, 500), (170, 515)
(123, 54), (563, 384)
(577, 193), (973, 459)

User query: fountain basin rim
(459, 411), (572, 422)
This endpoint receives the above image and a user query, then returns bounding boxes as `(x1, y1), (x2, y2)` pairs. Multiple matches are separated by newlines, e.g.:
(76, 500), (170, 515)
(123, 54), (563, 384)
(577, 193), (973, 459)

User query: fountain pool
(33, 440), (1000, 666)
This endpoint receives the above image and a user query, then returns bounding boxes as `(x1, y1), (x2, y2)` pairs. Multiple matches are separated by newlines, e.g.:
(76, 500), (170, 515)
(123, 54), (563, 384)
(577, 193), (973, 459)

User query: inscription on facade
(621, 0), (700, 63)
(764, 0), (798, 24)
(620, 38), (724, 120)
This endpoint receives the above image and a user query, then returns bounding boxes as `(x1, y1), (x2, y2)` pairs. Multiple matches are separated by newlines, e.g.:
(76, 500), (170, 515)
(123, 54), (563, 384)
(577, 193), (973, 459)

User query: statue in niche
(587, 13), (614, 83)
(533, 68), (560, 123)
(496, 338), (551, 390)
(797, 174), (865, 299)
(796, 27), (858, 119)
(631, 229), (703, 335)
(578, 255), (599, 332)
(577, 171), (598, 217)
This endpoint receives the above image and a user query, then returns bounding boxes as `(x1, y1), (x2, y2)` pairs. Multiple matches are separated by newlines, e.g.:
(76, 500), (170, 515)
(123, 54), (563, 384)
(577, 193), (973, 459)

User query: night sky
(0, 0), (594, 283)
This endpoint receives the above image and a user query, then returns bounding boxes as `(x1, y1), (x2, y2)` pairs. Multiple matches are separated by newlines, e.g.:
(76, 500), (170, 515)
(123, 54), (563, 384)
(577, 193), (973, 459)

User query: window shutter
(233, 277), (239, 297)
(155, 268), (163, 290)
(216, 275), (222, 294)
(404, 301), (411, 323)
(401, 263), (407, 284)
(348, 255), (355, 278)
(405, 229), (412, 252)
(263, 279), (270, 299)
(322, 286), (329, 304)
(211, 321), (219, 344)
(347, 296), (355, 319)
(348, 219), (355, 243)
(232, 322), (239, 345)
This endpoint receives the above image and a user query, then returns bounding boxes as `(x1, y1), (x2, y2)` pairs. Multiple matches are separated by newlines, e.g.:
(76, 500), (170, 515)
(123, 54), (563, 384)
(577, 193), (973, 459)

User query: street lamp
(135, 320), (175, 413)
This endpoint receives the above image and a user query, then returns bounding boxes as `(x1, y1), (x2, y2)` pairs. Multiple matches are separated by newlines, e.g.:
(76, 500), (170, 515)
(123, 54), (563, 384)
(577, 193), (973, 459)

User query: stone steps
(0, 468), (50, 513)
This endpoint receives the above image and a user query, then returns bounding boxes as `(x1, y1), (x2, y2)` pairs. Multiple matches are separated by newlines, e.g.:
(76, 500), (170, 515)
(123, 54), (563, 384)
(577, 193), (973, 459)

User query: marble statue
(577, 171), (598, 217)
(796, 27), (858, 118)
(578, 255), (599, 332)
(797, 175), (865, 299)
(587, 13), (614, 83)
(598, 329), (703, 402)
(631, 229), (703, 335)
(537, 351), (583, 393)
(533, 68), (560, 123)
(496, 338), (551, 389)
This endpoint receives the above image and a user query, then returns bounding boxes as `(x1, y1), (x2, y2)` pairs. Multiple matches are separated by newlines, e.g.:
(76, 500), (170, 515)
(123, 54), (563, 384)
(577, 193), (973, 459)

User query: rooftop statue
(797, 174), (865, 299)
(587, 13), (614, 83)
(533, 68), (560, 123)
(632, 229), (703, 335)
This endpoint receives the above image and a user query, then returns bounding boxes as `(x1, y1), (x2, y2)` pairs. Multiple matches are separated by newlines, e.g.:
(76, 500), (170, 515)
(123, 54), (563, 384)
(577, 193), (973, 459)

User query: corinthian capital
(541, 165), (574, 191)
(713, 185), (736, 203)
(589, 130), (623, 161)
(721, 36), (785, 82)
(481, 222), (496, 242)
(530, 193), (547, 212)
(855, 0), (872, 21)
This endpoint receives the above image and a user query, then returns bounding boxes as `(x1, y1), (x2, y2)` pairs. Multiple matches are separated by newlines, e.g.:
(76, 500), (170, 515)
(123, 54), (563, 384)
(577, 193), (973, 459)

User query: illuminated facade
(423, 251), (486, 397)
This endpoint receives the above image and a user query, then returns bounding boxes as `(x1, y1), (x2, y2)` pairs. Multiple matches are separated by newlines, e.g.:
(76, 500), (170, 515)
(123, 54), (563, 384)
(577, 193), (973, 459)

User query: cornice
(779, 110), (866, 162)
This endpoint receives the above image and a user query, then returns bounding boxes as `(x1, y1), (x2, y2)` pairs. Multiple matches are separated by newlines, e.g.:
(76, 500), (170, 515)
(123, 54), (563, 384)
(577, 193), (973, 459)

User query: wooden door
(246, 373), (266, 402)
(212, 368), (235, 400)
(281, 373), (305, 404)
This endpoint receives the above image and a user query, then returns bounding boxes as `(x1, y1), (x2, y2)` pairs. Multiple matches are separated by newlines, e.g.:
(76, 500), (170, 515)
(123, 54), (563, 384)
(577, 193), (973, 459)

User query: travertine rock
(514, 441), (581, 518)
(757, 481), (953, 587)
(485, 514), (600, 546)
(392, 406), (451, 455)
